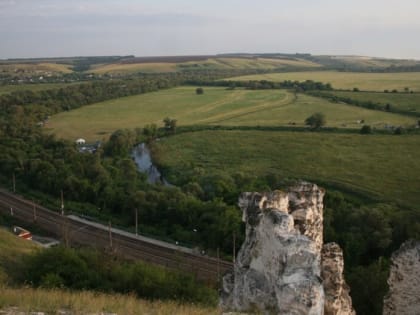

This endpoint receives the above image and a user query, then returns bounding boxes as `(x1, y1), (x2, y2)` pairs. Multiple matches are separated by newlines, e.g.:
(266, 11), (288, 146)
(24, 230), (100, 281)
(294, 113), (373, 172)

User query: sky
(1, 0), (420, 59)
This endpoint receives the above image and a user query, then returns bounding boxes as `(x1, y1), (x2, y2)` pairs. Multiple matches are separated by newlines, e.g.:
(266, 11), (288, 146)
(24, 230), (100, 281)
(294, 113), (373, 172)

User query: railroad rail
(0, 189), (233, 284)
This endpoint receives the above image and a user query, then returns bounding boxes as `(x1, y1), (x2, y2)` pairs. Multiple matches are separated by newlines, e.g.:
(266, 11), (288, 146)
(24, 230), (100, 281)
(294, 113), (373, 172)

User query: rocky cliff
(322, 243), (355, 315)
(383, 239), (420, 315)
(220, 182), (355, 315)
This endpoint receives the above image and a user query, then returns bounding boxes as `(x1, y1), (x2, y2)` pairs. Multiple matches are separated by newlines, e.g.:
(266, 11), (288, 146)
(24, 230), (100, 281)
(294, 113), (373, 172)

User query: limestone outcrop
(220, 182), (355, 315)
(322, 243), (355, 315)
(383, 239), (420, 315)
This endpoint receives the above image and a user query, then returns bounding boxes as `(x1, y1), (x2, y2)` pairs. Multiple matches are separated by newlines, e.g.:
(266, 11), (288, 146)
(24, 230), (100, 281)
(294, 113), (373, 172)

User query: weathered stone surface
(383, 239), (420, 315)
(221, 182), (356, 315)
(221, 182), (325, 315)
(322, 243), (355, 315)
(288, 182), (325, 253)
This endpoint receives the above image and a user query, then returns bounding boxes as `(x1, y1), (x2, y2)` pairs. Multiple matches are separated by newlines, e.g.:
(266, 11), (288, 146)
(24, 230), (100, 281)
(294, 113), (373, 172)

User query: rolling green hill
(46, 87), (417, 142)
(228, 71), (420, 92)
(90, 56), (322, 74)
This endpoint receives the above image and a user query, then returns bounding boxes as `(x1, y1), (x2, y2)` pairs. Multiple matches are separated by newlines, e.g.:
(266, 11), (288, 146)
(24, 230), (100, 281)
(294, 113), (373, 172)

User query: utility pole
(217, 247), (220, 283)
(12, 173), (16, 193)
(33, 199), (37, 222)
(64, 217), (69, 247)
(135, 208), (138, 236)
(108, 221), (113, 249)
(60, 190), (64, 216)
(233, 232), (236, 264)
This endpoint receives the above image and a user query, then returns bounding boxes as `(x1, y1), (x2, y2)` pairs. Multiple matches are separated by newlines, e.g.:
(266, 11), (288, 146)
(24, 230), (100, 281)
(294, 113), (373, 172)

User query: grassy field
(0, 287), (218, 315)
(323, 90), (420, 114)
(0, 227), (38, 285)
(46, 87), (417, 142)
(228, 71), (420, 92)
(155, 130), (420, 208)
(91, 62), (178, 74)
(0, 63), (72, 74)
(91, 56), (321, 74)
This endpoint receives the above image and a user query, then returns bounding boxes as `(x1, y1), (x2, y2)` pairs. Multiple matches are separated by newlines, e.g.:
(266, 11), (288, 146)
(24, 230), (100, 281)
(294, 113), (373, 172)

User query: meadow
(90, 56), (321, 74)
(228, 71), (420, 92)
(46, 87), (417, 142)
(0, 62), (72, 74)
(0, 287), (218, 315)
(155, 130), (420, 209)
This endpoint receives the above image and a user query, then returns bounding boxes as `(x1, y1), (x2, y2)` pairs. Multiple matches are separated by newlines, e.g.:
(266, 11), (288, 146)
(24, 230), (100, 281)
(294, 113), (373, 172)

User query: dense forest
(0, 74), (419, 315)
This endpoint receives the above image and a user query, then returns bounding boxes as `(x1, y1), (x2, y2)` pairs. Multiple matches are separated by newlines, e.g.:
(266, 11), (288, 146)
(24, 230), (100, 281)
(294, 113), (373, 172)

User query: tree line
(307, 90), (420, 118)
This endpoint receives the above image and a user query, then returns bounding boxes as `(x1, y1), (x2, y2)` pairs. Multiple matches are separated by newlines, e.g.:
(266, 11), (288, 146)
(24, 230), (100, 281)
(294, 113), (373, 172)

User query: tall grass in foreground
(0, 286), (219, 315)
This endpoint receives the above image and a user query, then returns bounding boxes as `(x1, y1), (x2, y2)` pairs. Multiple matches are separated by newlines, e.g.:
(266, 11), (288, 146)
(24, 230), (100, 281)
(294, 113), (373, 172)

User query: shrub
(305, 112), (326, 129)
(360, 125), (372, 134)
(22, 246), (217, 305)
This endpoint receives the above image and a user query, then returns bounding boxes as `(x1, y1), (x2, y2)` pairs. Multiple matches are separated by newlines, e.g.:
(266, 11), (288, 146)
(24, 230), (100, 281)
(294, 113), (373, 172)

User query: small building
(76, 138), (86, 145)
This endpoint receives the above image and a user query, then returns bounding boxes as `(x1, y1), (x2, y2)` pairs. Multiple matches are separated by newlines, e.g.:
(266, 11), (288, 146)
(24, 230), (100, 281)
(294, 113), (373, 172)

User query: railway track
(0, 189), (233, 284)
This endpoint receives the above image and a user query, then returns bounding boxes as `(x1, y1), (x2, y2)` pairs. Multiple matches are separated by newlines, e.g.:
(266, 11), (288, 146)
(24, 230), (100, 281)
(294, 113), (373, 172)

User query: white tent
(75, 138), (86, 145)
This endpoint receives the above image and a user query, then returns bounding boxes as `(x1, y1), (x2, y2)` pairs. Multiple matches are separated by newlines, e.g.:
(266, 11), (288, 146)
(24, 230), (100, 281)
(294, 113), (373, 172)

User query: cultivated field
(155, 130), (420, 208)
(0, 63), (72, 74)
(91, 62), (178, 74)
(228, 71), (420, 92)
(91, 56), (321, 74)
(46, 87), (417, 142)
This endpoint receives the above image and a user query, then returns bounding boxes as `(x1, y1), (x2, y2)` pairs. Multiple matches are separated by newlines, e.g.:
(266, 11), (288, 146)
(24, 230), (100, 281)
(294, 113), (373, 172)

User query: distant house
(76, 138), (86, 145)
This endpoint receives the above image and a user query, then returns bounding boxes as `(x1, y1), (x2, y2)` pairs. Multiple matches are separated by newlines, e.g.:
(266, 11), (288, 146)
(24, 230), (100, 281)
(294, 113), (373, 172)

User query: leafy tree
(305, 112), (326, 129)
(394, 126), (405, 135)
(163, 117), (177, 134)
(104, 129), (136, 156)
(360, 125), (372, 134)
(142, 123), (158, 141)
(347, 258), (390, 315)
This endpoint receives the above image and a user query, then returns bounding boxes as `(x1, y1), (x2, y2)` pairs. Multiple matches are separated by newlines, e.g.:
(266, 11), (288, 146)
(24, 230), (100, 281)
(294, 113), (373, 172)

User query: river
(132, 143), (170, 185)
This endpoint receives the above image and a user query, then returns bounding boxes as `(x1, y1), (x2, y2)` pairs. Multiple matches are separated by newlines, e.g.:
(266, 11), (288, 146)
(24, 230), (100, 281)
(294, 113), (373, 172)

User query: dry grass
(0, 286), (219, 315)
(91, 63), (177, 74)
(229, 71), (420, 92)
(91, 57), (321, 74)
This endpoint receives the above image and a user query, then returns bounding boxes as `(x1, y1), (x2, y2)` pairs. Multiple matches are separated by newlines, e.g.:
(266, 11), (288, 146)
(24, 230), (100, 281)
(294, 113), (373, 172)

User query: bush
(196, 87), (204, 95)
(305, 112), (326, 129)
(22, 246), (217, 305)
(394, 127), (405, 135)
(360, 125), (372, 134)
